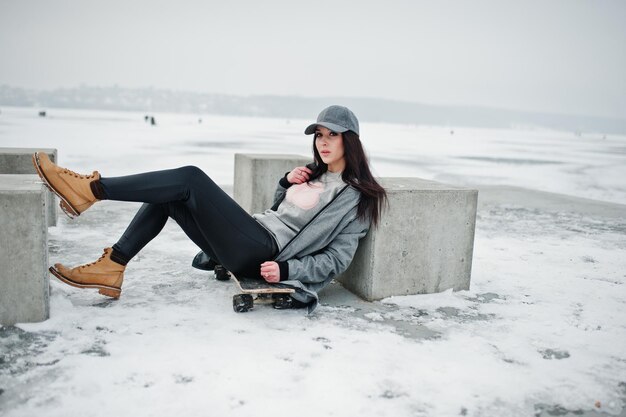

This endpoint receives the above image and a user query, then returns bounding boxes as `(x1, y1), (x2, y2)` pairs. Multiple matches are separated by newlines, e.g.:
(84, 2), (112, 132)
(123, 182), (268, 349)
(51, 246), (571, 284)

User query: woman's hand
(286, 166), (313, 184)
(260, 261), (281, 283)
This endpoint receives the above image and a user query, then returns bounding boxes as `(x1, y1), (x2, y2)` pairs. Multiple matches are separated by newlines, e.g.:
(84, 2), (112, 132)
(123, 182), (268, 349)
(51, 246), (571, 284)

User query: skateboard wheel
(272, 294), (294, 309)
(214, 265), (231, 281)
(233, 294), (254, 312)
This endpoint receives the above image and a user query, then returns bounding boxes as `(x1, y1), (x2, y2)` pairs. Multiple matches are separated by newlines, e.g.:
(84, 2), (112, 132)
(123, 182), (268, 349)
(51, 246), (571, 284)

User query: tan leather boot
(32, 152), (100, 218)
(49, 248), (125, 298)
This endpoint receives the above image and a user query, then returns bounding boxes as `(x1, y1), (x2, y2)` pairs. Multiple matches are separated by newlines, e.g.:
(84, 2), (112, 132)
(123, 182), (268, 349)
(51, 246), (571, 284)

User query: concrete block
(338, 178), (478, 300)
(233, 154), (478, 300)
(234, 153), (311, 214)
(0, 147), (58, 226)
(0, 174), (49, 325)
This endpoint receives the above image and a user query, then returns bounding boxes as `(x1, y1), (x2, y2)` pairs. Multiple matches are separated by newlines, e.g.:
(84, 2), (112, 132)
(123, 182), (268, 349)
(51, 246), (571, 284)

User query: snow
(0, 106), (625, 417)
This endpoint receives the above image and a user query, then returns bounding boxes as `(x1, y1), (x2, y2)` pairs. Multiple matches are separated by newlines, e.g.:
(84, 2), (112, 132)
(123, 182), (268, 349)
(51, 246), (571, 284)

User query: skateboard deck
(233, 275), (295, 294)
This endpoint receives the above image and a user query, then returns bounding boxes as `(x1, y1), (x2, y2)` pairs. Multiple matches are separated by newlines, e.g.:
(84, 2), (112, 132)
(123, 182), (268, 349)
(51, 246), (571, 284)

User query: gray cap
(304, 105), (360, 136)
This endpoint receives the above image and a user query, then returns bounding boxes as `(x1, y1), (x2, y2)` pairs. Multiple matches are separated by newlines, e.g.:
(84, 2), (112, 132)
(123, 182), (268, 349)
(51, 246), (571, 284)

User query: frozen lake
(0, 106), (625, 417)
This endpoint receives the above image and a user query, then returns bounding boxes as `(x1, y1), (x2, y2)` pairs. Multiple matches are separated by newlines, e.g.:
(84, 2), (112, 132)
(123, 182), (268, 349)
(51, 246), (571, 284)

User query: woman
(33, 105), (387, 312)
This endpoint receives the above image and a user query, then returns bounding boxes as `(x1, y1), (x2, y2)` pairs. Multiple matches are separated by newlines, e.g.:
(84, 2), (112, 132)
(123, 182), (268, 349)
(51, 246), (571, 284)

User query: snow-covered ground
(0, 106), (625, 417)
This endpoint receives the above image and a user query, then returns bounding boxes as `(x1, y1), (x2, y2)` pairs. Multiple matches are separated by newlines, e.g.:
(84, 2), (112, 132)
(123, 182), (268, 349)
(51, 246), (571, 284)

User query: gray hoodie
(270, 178), (370, 313)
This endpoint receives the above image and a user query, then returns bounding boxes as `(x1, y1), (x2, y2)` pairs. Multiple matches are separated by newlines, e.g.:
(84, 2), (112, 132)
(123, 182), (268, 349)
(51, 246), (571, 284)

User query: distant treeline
(1, 85), (624, 135)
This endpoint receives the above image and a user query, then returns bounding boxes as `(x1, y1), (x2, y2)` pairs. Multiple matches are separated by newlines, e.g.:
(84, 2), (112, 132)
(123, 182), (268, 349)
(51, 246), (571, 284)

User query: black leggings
(98, 166), (278, 279)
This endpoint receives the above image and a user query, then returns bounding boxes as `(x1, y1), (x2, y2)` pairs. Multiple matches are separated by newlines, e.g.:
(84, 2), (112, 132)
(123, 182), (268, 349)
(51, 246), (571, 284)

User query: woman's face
(315, 126), (345, 172)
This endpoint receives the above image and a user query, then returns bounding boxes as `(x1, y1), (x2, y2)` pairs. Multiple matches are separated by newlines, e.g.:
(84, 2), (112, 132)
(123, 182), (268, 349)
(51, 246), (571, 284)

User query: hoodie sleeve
(270, 172), (292, 210)
(283, 216), (370, 284)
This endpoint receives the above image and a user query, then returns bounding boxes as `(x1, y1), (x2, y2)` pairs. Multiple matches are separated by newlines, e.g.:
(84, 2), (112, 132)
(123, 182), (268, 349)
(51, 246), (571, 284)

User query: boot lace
(62, 167), (99, 180)
(79, 251), (107, 270)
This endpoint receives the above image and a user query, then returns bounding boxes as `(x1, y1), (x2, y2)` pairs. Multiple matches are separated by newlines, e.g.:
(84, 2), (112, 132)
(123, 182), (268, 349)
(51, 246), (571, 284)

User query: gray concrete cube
(0, 147), (58, 226)
(0, 174), (49, 325)
(338, 178), (478, 300)
(234, 153), (311, 214)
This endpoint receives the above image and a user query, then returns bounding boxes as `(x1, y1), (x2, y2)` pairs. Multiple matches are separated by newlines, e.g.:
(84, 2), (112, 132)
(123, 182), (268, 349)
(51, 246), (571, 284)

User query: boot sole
(49, 266), (122, 299)
(32, 152), (80, 219)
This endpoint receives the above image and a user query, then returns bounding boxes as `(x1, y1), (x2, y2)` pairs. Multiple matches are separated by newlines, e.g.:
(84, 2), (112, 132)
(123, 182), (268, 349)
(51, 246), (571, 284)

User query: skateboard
(213, 265), (296, 312)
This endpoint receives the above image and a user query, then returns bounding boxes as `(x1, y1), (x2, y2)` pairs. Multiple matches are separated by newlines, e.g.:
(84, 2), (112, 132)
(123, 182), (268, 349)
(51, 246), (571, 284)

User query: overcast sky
(1, 0), (625, 119)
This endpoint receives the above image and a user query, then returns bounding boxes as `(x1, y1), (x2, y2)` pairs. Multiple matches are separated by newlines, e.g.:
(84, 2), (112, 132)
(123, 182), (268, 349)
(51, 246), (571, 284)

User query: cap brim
(304, 122), (349, 135)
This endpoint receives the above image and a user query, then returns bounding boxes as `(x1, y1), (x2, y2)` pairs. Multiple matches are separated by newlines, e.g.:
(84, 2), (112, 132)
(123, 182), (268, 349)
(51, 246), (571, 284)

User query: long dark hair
(307, 130), (387, 227)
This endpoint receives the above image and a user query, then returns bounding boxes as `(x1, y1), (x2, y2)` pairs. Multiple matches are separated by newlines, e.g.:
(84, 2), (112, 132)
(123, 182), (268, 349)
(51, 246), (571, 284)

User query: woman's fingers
(295, 171), (309, 183)
(287, 166), (313, 184)
(260, 261), (280, 282)
(261, 274), (279, 283)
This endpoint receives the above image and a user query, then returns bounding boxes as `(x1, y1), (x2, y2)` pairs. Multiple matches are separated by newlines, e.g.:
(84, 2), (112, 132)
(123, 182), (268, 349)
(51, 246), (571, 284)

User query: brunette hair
(307, 130), (387, 227)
